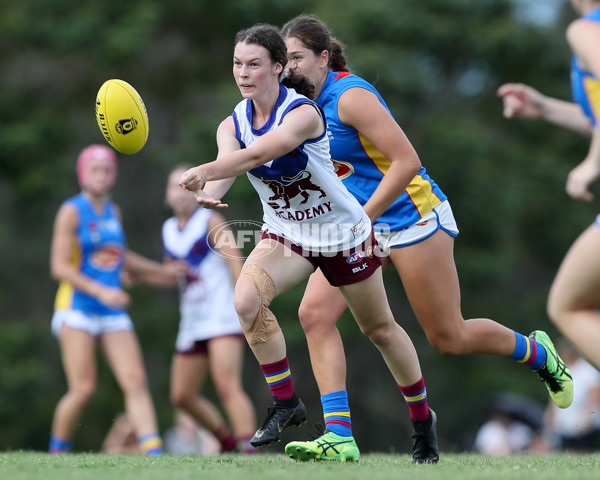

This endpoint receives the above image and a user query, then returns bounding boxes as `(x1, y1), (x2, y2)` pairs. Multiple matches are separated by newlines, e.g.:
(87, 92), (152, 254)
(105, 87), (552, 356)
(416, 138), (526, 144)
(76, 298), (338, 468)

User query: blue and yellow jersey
(317, 71), (446, 232)
(54, 193), (125, 315)
(571, 6), (600, 127)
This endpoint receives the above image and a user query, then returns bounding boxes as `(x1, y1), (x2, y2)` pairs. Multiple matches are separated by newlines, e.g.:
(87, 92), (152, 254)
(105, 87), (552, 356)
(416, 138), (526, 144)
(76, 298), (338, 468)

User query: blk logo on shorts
(352, 263), (368, 274)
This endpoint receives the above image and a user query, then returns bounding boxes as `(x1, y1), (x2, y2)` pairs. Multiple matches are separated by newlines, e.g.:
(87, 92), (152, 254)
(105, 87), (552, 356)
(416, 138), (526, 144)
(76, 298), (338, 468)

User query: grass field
(2, 452), (600, 480)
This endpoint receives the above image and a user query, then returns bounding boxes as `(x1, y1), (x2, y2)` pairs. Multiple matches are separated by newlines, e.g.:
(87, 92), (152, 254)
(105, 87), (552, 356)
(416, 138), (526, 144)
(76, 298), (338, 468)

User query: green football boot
(285, 430), (360, 462)
(530, 330), (573, 408)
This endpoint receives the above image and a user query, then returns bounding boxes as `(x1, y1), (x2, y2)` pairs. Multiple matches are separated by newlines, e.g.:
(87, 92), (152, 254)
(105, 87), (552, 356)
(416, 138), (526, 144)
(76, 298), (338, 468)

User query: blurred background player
(498, 0), (600, 372)
(280, 14), (573, 463)
(101, 413), (140, 454)
(473, 392), (546, 455)
(163, 164), (256, 454)
(49, 144), (187, 454)
(163, 409), (221, 455)
(102, 409), (223, 455)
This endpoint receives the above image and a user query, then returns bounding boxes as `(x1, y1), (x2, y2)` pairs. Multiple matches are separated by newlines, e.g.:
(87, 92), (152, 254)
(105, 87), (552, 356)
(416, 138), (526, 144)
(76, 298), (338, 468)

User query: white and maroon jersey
(232, 84), (371, 252)
(162, 208), (242, 349)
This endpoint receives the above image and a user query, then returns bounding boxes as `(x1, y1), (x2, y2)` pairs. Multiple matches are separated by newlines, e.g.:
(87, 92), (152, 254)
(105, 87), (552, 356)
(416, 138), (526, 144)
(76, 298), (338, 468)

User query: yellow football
(95, 79), (149, 154)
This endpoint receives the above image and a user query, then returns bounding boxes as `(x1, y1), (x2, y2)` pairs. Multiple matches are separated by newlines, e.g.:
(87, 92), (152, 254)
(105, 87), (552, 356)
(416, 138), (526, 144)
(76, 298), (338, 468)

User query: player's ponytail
(330, 38), (349, 73)
(281, 70), (316, 100)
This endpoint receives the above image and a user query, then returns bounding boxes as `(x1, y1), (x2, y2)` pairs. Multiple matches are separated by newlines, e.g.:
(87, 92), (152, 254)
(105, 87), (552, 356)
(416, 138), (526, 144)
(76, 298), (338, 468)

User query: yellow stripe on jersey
(358, 132), (390, 174)
(406, 175), (443, 217)
(54, 282), (74, 311)
(358, 133), (442, 217)
(584, 76), (600, 122)
(54, 235), (81, 311)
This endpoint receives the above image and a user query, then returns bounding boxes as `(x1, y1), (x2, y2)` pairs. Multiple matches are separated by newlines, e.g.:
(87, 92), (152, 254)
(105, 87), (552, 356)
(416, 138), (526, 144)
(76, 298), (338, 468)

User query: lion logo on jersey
(262, 170), (327, 209)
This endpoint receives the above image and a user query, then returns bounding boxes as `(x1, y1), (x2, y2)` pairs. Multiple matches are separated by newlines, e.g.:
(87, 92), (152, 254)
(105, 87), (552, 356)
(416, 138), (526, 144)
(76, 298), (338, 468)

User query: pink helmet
(76, 144), (118, 189)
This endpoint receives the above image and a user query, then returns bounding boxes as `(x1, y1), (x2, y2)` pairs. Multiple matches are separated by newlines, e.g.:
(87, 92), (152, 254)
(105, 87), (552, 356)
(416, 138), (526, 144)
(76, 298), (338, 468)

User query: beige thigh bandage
(241, 263), (280, 346)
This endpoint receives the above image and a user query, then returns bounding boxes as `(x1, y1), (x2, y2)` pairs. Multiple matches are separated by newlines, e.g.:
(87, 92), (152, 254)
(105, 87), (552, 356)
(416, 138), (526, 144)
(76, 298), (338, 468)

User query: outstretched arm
(497, 83), (592, 134)
(337, 87), (421, 222)
(179, 105), (323, 196)
(195, 118), (243, 208)
(123, 249), (188, 288)
(563, 17), (600, 201)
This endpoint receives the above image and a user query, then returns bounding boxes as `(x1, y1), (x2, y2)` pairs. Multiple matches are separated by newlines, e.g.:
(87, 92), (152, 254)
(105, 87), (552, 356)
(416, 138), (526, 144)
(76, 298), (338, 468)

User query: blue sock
(49, 436), (72, 453)
(138, 432), (163, 455)
(321, 390), (352, 437)
(510, 331), (546, 370)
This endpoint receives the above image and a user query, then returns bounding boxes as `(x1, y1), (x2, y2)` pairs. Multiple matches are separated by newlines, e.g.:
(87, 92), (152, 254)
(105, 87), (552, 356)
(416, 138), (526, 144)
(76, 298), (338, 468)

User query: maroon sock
(399, 377), (430, 422)
(214, 424), (236, 452)
(260, 357), (295, 400)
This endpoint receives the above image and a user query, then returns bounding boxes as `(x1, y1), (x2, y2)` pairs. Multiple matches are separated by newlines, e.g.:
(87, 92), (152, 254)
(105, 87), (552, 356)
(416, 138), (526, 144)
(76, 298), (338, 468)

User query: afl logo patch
(346, 251), (366, 264)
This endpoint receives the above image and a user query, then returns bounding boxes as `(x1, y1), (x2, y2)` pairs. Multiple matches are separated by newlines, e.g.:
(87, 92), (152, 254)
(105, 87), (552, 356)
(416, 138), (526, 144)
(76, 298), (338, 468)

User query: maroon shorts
(260, 231), (381, 287)
(175, 334), (246, 355)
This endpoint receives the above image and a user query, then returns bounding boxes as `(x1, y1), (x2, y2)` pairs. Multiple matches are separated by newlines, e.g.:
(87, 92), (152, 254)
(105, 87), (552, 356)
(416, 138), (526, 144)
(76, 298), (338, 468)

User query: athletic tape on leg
(241, 263), (280, 346)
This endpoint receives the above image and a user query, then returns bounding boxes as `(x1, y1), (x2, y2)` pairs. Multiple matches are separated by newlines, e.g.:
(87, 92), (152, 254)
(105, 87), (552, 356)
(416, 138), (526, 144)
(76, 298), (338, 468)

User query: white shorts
(51, 309), (134, 338)
(374, 200), (459, 255)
